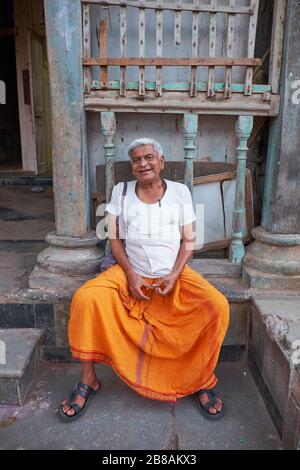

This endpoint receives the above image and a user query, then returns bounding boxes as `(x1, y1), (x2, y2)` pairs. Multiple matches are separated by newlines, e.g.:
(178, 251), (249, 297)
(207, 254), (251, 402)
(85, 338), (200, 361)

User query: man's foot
(196, 389), (225, 420)
(60, 377), (100, 420)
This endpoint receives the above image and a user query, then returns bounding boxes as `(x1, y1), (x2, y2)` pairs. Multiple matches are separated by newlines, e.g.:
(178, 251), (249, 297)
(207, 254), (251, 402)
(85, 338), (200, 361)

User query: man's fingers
(136, 287), (150, 300)
(152, 279), (165, 288)
(142, 281), (155, 289)
(155, 286), (171, 296)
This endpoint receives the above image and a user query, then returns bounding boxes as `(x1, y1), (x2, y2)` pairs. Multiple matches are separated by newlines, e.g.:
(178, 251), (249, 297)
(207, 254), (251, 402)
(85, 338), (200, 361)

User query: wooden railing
(81, 0), (262, 98)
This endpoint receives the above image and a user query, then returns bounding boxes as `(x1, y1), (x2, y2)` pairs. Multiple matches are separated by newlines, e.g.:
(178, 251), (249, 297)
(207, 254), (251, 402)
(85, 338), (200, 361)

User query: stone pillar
(243, 0), (300, 288)
(29, 0), (102, 290)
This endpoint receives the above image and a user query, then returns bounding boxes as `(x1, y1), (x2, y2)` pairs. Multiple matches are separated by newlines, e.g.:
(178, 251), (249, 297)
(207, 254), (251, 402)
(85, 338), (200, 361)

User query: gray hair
(128, 138), (164, 158)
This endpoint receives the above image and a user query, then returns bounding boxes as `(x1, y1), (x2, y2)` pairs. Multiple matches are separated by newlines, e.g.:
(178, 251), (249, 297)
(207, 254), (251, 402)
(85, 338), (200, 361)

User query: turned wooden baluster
(245, 0), (260, 96)
(82, 4), (91, 93)
(224, 0), (235, 99)
(229, 115), (254, 263)
(190, 1), (199, 97)
(207, 0), (216, 98)
(138, 2), (146, 96)
(155, 3), (163, 96)
(120, 5), (127, 96)
(183, 113), (198, 197)
(174, 0), (182, 46)
(101, 111), (116, 254)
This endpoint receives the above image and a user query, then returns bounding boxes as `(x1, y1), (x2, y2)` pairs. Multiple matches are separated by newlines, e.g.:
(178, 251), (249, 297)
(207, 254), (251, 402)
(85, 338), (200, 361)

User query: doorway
(0, 0), (52, 176)
(0, 0), (22, 172)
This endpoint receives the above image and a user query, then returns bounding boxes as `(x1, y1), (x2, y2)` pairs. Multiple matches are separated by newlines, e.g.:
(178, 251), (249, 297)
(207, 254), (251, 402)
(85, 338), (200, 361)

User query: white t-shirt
(106, 179), (196, 278)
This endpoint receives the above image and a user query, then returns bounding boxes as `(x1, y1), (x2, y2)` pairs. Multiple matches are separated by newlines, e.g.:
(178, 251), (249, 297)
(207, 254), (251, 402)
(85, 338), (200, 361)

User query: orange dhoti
(68, 263), (230, 402)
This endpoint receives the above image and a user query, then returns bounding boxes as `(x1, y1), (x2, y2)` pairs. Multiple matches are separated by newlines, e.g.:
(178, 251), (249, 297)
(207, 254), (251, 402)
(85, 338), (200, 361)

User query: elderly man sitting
(59, 137), (230, 422)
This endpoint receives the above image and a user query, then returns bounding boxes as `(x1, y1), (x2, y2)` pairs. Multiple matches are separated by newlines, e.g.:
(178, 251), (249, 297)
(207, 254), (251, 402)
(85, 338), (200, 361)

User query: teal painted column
(183, 113), (198, 196)
(243, 0), (300, 291)
(100, 112), (116, 256)
(100, 112), (116, 205)
(29, 0), (102, 290)
(229, 116), (253, 264)
(262, 1), (300, 234)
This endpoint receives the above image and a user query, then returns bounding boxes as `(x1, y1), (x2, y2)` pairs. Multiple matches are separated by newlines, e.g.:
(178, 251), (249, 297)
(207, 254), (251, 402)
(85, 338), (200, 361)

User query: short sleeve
(179, 184), (196, 226)
(105, 182), (123, 216)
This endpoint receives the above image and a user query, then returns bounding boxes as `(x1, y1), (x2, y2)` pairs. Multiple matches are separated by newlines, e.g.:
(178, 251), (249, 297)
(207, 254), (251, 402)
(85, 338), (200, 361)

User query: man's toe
(61, 400), (74, 416)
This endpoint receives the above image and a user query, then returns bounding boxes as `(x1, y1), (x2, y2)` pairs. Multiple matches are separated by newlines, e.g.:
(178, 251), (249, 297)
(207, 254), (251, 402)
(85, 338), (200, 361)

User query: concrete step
(0, 328), (43, 405)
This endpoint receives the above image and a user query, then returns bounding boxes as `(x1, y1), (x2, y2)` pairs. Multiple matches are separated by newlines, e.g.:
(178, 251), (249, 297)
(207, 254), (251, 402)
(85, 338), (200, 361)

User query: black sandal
(196, 389), (225, 420)
(59, 381), (100, 422)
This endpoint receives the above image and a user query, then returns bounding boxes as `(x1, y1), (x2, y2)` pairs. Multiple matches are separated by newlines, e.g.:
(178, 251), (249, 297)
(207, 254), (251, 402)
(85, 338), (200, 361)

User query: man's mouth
(139, 169), (152, 174)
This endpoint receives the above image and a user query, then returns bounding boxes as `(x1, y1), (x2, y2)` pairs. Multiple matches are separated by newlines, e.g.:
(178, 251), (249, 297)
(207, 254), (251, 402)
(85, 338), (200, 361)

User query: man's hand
(126, 269), (154, 301)
(152, 271), (180, 296)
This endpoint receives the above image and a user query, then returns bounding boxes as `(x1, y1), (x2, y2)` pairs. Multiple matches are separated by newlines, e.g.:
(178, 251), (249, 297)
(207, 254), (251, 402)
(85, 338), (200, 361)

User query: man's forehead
(131, 145), (157, 157)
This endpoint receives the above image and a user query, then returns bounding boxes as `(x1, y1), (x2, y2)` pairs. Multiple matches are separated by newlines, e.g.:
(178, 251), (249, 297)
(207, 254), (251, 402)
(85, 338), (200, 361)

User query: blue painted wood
(262, 0), (300, 234)
(183, 113), (198, 196)
(229, 115), (253, 264)
(261, 116), (281, 230)
(91, 80), (271, 93)
(100, 112), (116, 255)
(100, 112), (116, 204)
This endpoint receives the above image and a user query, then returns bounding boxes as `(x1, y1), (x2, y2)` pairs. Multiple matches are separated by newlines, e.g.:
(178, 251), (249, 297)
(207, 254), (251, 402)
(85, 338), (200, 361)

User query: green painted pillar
(229, 116), (253, 264)
(183, 113), (198, 196)
(243, 0), (300, 290)
(100, 112), (116, 256)
(29, 0), (102, 290)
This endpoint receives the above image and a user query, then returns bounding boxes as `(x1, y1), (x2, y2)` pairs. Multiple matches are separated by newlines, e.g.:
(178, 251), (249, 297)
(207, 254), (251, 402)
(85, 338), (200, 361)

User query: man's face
(130, 145), (165, 183)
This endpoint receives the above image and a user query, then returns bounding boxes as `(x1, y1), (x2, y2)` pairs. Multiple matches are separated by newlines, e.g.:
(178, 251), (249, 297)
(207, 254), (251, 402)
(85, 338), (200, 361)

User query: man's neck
(138, 178), (163, 192)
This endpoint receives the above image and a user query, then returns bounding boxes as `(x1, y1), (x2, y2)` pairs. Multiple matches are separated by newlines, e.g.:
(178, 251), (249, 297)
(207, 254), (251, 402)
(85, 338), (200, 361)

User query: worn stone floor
(0, 362), (282, 450)
(0, 186), (54, 294)
(0, 185), (288, 450)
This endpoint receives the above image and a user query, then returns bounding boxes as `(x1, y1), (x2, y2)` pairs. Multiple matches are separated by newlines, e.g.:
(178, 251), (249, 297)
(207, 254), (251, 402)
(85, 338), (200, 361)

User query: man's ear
(160, 155), (165, 169)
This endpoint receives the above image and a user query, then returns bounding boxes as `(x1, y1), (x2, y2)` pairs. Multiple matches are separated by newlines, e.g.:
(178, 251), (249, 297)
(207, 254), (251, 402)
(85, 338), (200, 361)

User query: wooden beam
(81, 0), (254, 15)
(82, 5), (91, 93)
(245, 0), (259, 96)
(99, 19), (108, 88)
(190, 2), (199, 98)
(84, 92), (280, 116)
(174, 0), (181, 46)
(224, 0), (235, 99)
(208, 0), (217, 98)
(193, 172), (235, 185)
(119, 6), (127, 96)
(155, 4), (163, 96)
(83, 57), (261, 66)
(269, 0), (287, 94)
(91, 80), (271, 93)
(138, 4), (145, 96)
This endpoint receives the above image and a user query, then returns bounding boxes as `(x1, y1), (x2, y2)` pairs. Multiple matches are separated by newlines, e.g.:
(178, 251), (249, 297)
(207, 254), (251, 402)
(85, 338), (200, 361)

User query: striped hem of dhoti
(70, 346), (218, 403)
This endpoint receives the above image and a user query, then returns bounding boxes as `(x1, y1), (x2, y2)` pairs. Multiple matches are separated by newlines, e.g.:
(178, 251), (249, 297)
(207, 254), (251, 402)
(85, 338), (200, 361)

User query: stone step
(0, 328), (43, 405)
